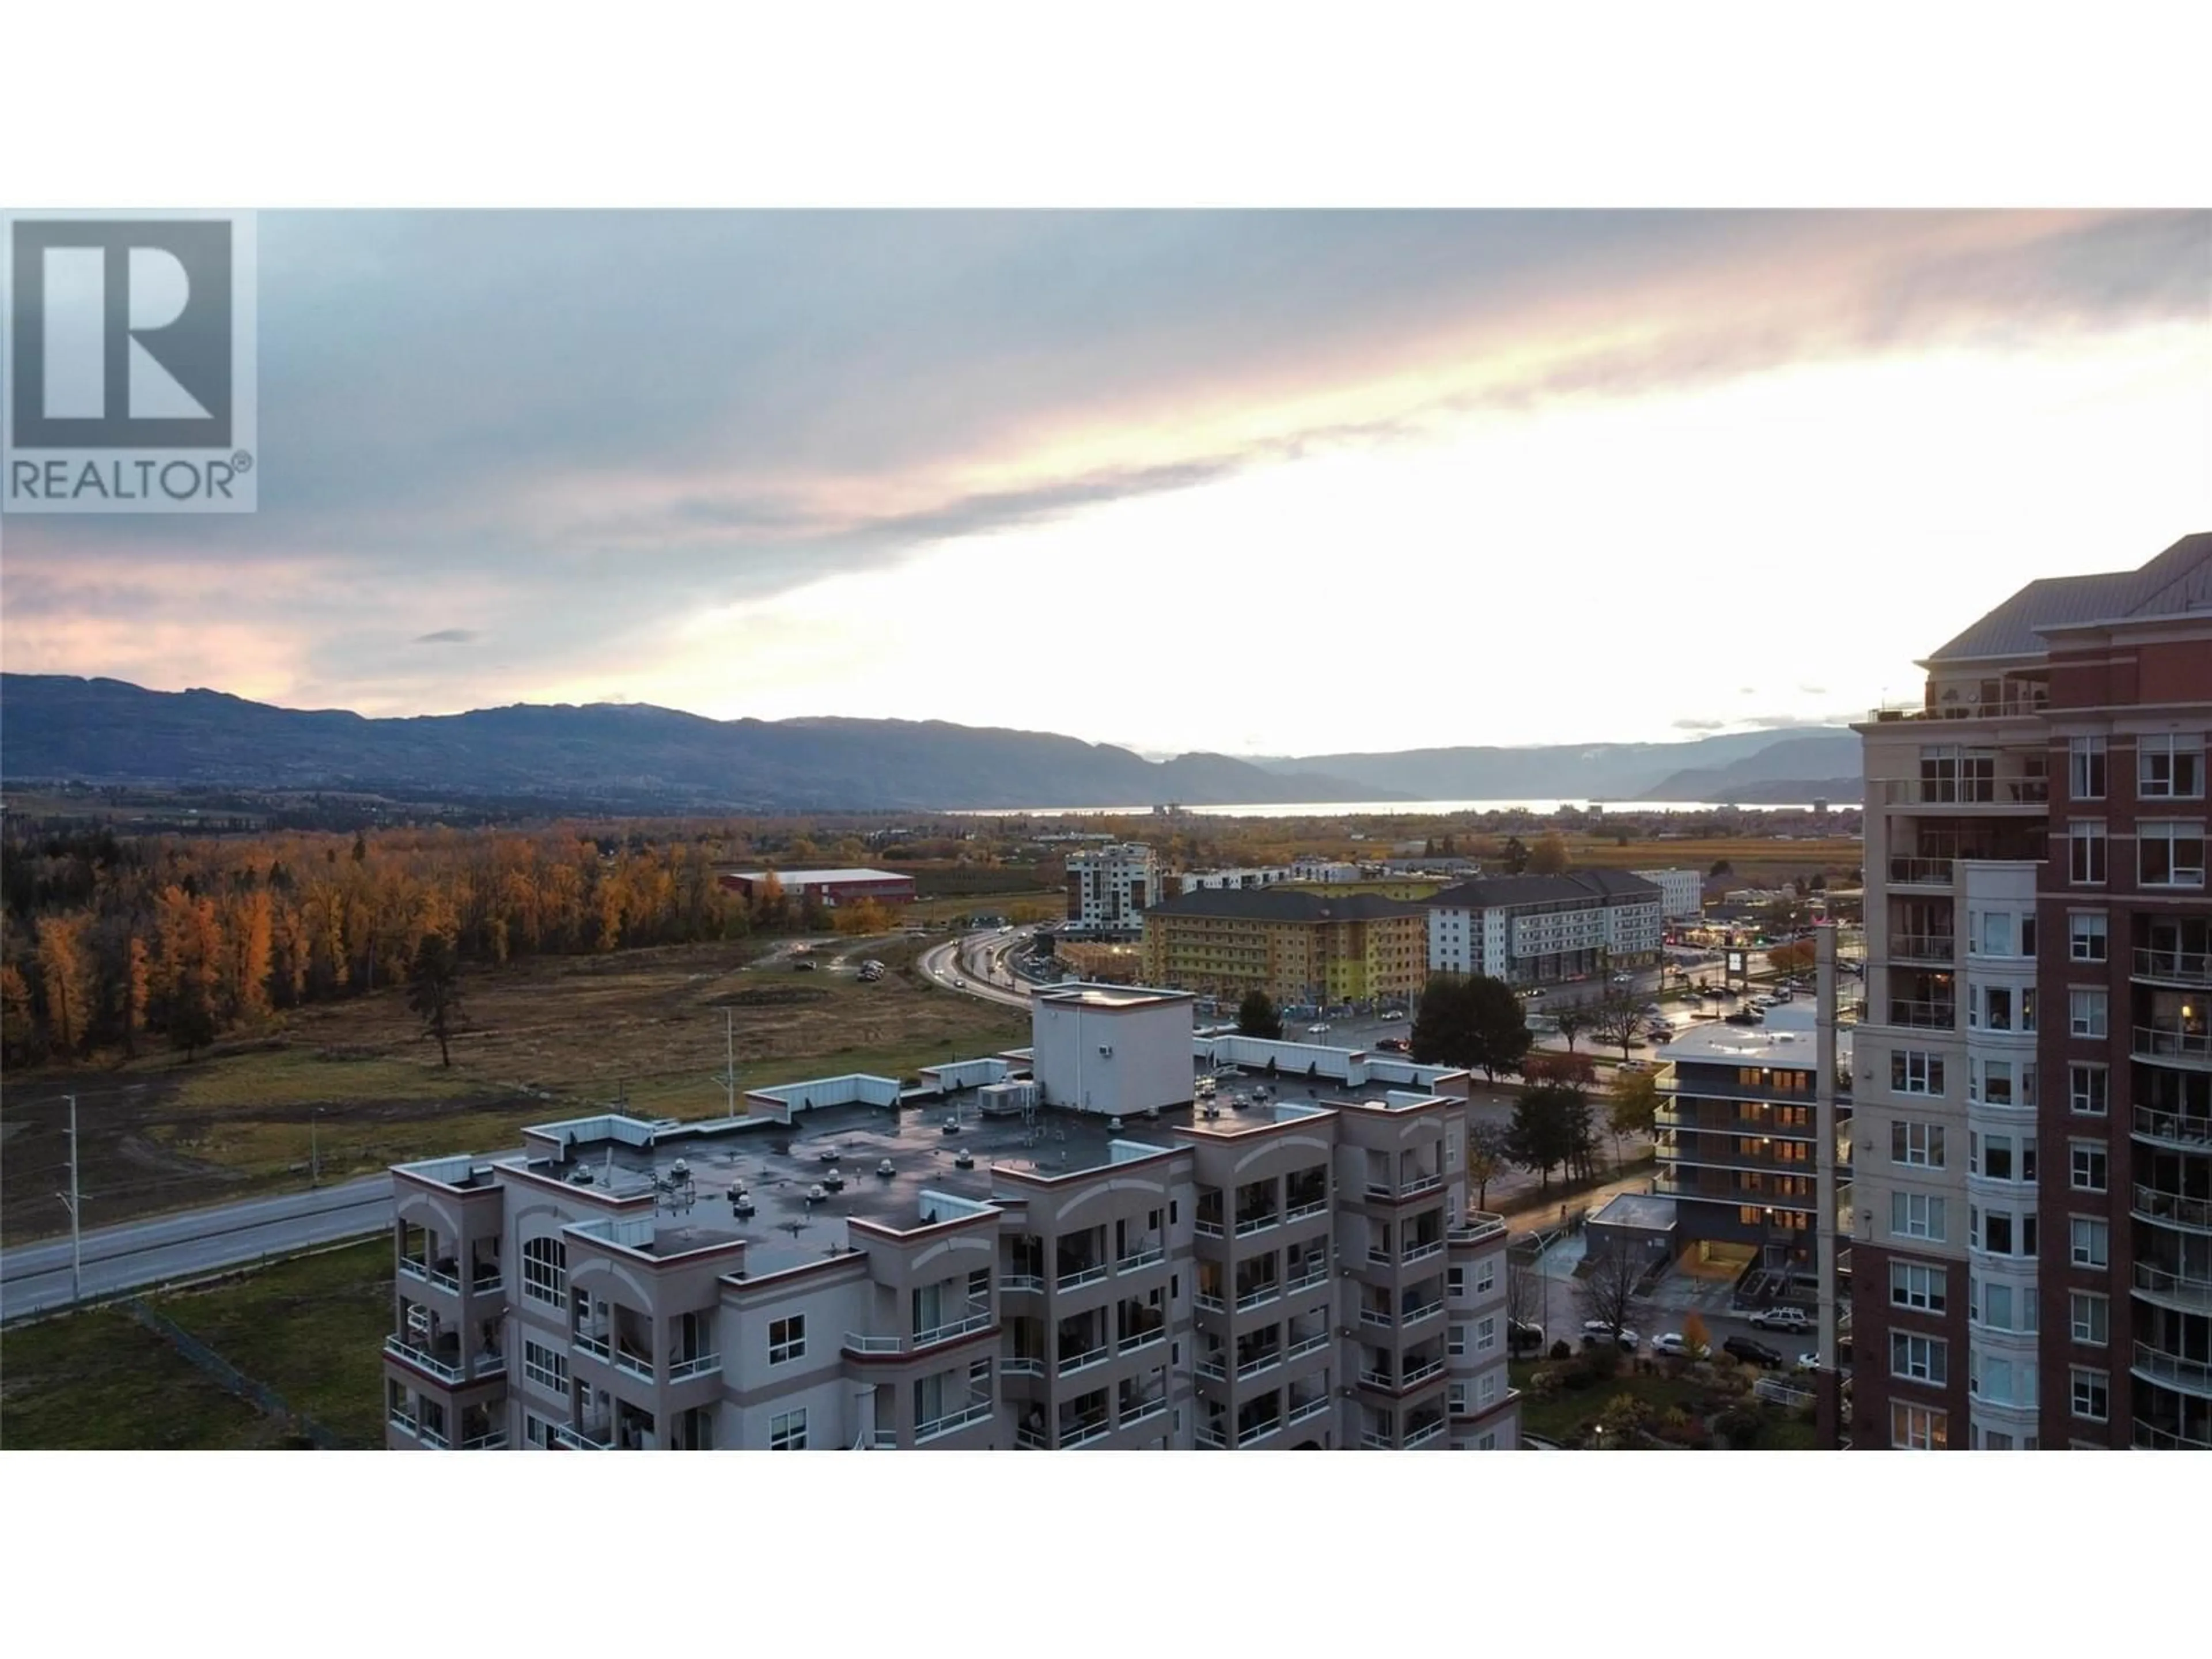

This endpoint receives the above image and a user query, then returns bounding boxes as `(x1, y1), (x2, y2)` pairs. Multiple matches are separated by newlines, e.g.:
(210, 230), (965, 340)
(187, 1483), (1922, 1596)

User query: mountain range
(0, 675), (1862, 812)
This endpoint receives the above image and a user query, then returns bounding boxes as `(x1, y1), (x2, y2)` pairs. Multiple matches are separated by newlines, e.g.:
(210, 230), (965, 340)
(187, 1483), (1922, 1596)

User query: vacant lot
(2, 934), (1029, 1243)
(1, 1238), (394, 1450)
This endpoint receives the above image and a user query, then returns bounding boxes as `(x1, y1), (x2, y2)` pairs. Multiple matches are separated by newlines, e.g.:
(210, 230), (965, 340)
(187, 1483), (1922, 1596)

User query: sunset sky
(5, 209), (2207, 759)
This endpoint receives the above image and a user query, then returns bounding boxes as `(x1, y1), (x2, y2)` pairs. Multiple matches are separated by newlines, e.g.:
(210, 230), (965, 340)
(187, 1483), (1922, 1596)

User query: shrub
(1548, 1339), (1574, 1361)
(1585, 1341), (1623, 1381)
(1714, 1406), (1767, 1448)
(1527, 1368), (1562, 1398)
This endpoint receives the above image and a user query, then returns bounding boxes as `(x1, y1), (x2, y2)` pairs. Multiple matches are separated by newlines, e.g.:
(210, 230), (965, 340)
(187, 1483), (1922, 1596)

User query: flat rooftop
(1658, 1016), (1850, 1070)
(1589, 1193), (1677, 1232)
(722, 868), (907, 885)
(509, 1098), (1191, 1279)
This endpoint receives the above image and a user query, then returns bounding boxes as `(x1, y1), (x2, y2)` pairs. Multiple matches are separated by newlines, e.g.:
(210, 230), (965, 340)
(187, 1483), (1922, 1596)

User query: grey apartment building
(380, 984), (1521, 1451)
(1851, 532), (2212, 1451)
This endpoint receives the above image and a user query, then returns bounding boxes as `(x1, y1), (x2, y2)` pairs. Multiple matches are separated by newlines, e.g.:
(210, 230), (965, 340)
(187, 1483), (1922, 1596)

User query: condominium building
(1065, 843), (1158, 934)
(1139, 889), (1427, 1008)
(380, 984), (1519, 1452)
(1851, 530), (2211, 1452)
(1654, 1006), (1851, 1273)
(1167, 866), (1296, 894)
(1423, 871), (1664, 984)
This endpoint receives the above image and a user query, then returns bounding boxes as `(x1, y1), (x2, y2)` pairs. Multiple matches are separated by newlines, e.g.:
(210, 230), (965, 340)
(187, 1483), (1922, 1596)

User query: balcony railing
(388, 1408), (418, 1437)
(2135, 947), (2212, 986)
(1119, 1397), (1168, 1428)
(1887, 858), (1956, 887)
(1400, 1357), (1446, 1387)
(2135, 1263), (2212, 1311)
(2133, 1419), (2212, 1450)
(1195, 1291), (1227, 1313)
(1359, 1308), (1395, 1330)
(1237, 1416), (1282, 1447)
(1285, 1330), (1331, 1360)
(1237, 1350), (1283, 1382)
(1015, 1424), (1051, 1449)
(397, 1259), (429, 1285)
(914, 1402), (995, 1443)
(1119, 1326), (1166, 1355)
(470, 1274), (503, 1298)
(915, 1311), (996, 1346)
(423, 1264), (461, 1294)
(1233, 1213), (1281, 1238)
(1284, 1197), (1330, 1222)
(573, 1331), (611, 1363)
(1000, 1273), (1046, 1294)
(1193, 1219), (1226, 1240)
(845, 1334), (904, 1354)
(1883, 778), (2048, 807)
(2133, 1342), (2212, 1397)
(612, 1349), (656, 1384)
(1060, 1417), (1112, 1448)
(1057, 1344), (1111, 1376)
(1888, 999), (1957, 1030)
(1195, 1356), (1229, 1382)
(1358, 1432), (1395, 1449)
(1367, 1175), (1442, 1201)
(1287, 1395), (1332, 1426)
(1000, 1357), (1046, 1376)
(1195, 1423), (1231, 1448)
(2135, 1025), (2212, 1065)
(417, 1423), (451, 1449)
(384, 1336), (464, 1384)
(2134, 1184), (2212, 1232)
(1889, 934), (1957, 964)
(1235, 1283), (1281, 1312)
(2132, 1107), (2212, 1150)
(1115, 1245), (1165, 1272)
(1401, 1298), (1445, 1326)
(461, 1429), (508, 1450)
(668, 1352), (721, 1381)
(1286, 1262), (1331, 1293)
(471, 1351), (505, 1378)
(551, 1421), (613, 1450)
(1056, 1263), (1109, 1291)
(1404, 1420), (1447, 1448)
(1448, 1214), (1508, 1247)
(1400, 1240), (1446, 1266)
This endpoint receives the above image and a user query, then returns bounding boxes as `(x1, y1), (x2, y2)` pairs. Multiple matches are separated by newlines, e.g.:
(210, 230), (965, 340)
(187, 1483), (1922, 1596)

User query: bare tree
(1552, 1007), (1588, 1052)
(1588, 989), (1646, 1061)
(1576, 1239), (1651, 1340)
(1506, 1259), (1544, 1334)
(1465, 1120), (1509, 1210)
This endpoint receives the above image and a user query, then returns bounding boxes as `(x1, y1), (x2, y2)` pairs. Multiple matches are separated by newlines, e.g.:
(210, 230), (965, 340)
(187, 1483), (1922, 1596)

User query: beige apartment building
(381, 983), (1520, 1451)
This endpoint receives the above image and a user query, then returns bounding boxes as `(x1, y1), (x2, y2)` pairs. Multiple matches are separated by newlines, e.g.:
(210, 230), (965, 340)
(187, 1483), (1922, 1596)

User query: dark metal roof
(1425, 871), (1662, 910)
(1926, 532), (2212, 662)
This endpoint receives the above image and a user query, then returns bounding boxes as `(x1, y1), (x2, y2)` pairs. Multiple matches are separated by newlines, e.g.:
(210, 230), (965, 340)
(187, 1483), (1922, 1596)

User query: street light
(310, 1107), (321, 1190)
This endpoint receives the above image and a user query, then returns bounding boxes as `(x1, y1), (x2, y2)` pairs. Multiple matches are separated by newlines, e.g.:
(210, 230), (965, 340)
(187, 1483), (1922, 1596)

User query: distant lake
(948, 798), (1842, 819)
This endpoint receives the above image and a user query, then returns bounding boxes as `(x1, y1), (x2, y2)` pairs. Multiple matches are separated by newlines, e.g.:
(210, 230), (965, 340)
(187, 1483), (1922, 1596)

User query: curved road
(1, 1173), (397, 1321)
(919, 929), (1035, 1010)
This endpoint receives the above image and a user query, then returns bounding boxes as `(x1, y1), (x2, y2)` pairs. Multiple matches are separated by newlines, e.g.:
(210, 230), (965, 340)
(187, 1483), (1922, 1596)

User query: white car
(1580, 1320), (1641, 1351)
(1651, 1332), (1710, 1359)
(1748, 1306), (1812, 1334)
(953, 977), (967, 988)
(1306, 1023), (1330, 1035)
(1611, 972), (1633, 984)
(1380, 1009), (1406, 1020)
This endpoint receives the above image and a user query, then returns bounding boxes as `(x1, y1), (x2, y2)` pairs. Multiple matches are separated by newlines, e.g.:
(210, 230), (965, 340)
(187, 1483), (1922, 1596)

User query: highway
(0, 1173), (396, 1321)
(918, 927), (1035, 1009)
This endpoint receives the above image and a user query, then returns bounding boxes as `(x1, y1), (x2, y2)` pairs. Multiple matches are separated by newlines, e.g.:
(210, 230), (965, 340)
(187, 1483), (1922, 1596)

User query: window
(1889, 1260), (1946, 1313)
(2067, 987), (2107, 1040)
(1475, 1258), (1495, 1295)
(1478, 1372), (1499, 1407)
(1892, 1191), (1948, 1243)
(770, 1408), (808, 1450)
(1891, 1120), (1946, 1167)
(521, 1237), (567, 1310)
(2139, 734), (2205, 800)
(1891, 1402), (1949, 1450)
(522, 1339), (568, 1393)
(2070, 1217), (2109, 1269)
(2139, 821), (2207, 888)
(2069, 737), (2107, 801)
(2070, 1142), (2108, 1194)
(1448, 1324), (1467, 1357)
(768, 1315), (806, 1365)
(2069, 1368), (2109, 1424)
(2070, 1291), (2109, 1347)
(1976, 986), (2014, 1031)
(1448, 1266), (1465, 1300)
(524, 1412), (553, 1449)
(1891, 1333), (1948, 1384)
(1971, 1059), (2018, 1108)
(1891, 1051), (1944, 1096)
(2070, 1063), (2109, 1117)
(1475, 1315), (1498, 1354)
(2069, 912), (2107, 963)
(2068, 821), (2107, 885)
(1977, 911), (2013, 957)
(1970, 1277), (2035, 1333)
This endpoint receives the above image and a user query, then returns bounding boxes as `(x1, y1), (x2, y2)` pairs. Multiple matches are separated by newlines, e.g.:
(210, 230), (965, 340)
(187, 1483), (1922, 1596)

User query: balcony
(1285, 1260), (1331, 1293)
(2136, 947), (2212, 988)
(2133, 1419), (2212, 1450)
(2131, 1107), (2212, 1152)
(1448, 1213), (1508, 1247)
(387, 1407), (418, 1438)
(612, 1348), (656, 1385)
(1285, 1329), (1331, 1361)
(1358, 1308), (1396, 1331)
(1237, 1415), (1283, 1448)
(2132, 1341), (2212, 1398)
(1359, 1432), (1396, 1449)
(551, 1420), (613, 1450)
(1366, 1173), (1443, 1202)
(1195, 1356), (1230, 1382)
(914, 1402), (995, 1443)
(845, 1334), (904, 1355)
(1284, 1197), (1330, 1222)
(1883, 778), (2048, 809)
(1887, 857), (1956, 888)
(914, 1310), (995, 1347)
(1234, 1282), (1281, 1313)
(1287, 1395), (1332, 1427)
(1404, 1419), (1448, 1448)
(1000, 1274), (1046, 1295)
(1057, 1344), (1111, 1377)
(1194, 1219), (1226, 1240)
(461, 1428), (508, 1450)
(384, 1336), (464, 1385)
(1233, 1212), (1281, 1239)
(1115, 1245), (1165, 1273)
(1237, 1349), (1284, 1382)
(2134, 1184), (2212, 1233)
(2135, 1025), (2212, 1068)
(2134, 1263), (2212, 1313)
(1400, 1239), (1446, 1266)
(1059, 1416), (1112, 1448)
(1889, 934), (1957, 965)
(1400, 1298), (1445, 1327)
(1056, 1264), (1109, 1291)
(1119, 1396), (1168, 1429)
(1195, 1423), (1231, 1448)
(1887, 999), (1957, 1031)
(1000, 1357), (1046, 1377)
(1401, 1356), (1446, 1387)
(573, 1330), (611, 1365)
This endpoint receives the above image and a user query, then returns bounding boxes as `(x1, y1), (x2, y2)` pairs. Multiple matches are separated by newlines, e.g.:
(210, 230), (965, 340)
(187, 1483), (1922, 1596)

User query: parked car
(1508, 1320), (1547, 1355)
(1749, 1306), (1813, 1335)
(1520, 986), (1545, 1000)
(1376, 1037), (1410, 1053)
(1581, 1320), (1641, 1351)
(1794, 1353), (1822, 1373)
(1380, 1009), (1406, 1020)
(1617, 1059), (1650, 1073)
(1651, 1332), (1710, 1359)
(1306, 1023), (1330, 1035)
(1611, 972), (1633, 984)
(1725, 1010), (1759, 1025)
(792, 959), (819, 972)
(1722, 1335), (1785, 1369)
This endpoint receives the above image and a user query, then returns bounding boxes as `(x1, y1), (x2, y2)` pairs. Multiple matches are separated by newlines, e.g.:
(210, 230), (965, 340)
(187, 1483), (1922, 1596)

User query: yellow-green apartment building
(1140, 889), (1427, 1007)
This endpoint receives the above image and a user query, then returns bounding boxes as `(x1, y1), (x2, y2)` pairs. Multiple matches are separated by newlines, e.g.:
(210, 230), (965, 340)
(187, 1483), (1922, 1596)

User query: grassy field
(1, 933), (1031, 1243)
(1563, 836), (1862, 876)
(1, 1238), (395, 1450)
(1508, 1357), (1820, 1449)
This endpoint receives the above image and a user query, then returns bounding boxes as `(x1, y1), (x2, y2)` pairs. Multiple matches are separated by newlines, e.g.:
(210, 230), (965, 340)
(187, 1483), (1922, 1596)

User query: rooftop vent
(877, 1159), (896, 1178)
(954, 1150), (975, 1170)
(571, 1166), (596, 1185)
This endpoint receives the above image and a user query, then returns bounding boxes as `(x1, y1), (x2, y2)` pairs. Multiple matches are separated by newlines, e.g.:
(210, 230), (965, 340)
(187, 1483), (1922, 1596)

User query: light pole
(310, 1107), (321, 1190)
(59, 1093), (82, 1303)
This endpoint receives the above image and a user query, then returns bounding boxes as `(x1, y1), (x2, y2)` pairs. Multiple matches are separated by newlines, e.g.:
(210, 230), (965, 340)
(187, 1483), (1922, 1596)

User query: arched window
(522, 1237), (567, 1309)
